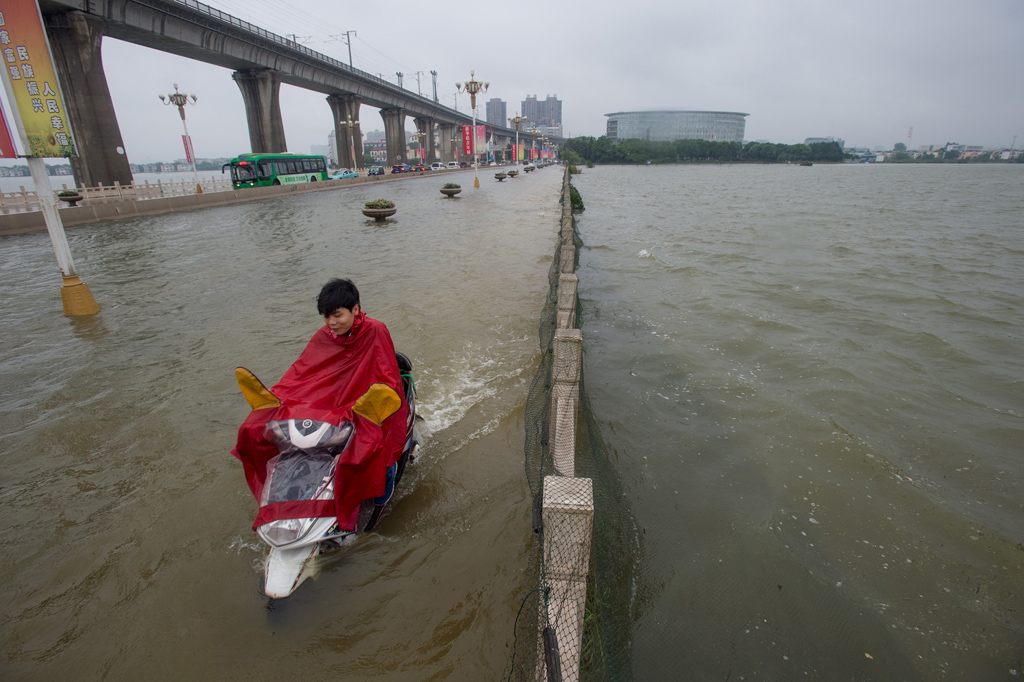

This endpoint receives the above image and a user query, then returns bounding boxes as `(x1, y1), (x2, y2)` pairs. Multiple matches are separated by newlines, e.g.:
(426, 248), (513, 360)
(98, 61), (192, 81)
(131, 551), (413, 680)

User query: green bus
(222, 153), (328, 188)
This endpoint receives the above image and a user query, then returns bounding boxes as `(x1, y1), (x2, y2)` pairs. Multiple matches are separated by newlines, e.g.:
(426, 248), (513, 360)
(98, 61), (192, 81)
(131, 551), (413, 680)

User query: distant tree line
(0, 163), (73, 176)
(558, 137), (845, 165)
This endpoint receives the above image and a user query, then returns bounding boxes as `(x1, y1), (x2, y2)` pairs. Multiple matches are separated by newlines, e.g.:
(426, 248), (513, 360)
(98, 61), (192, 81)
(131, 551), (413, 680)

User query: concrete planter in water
(362, 207), (397, 221)
(440, 188), (462, 197)
(494, 173), (507, 181)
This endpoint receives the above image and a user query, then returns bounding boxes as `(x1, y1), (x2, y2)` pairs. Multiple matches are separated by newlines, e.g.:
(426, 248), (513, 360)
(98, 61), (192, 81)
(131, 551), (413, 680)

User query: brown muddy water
(573, 163), (1024, 681)
(0, 168), (564, 680)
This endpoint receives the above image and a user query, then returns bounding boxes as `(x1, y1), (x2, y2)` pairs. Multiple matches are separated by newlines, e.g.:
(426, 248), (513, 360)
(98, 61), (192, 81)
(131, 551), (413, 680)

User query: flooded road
(0, 168), (564, 680)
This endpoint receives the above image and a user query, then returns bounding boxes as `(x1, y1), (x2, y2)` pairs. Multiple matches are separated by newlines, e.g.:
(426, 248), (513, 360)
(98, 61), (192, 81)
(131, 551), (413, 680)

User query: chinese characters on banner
(182, 134), (193, 163)
(0, 0), (77, 157)
(461, 125), (472, 156)
(474, 125), (485, 156)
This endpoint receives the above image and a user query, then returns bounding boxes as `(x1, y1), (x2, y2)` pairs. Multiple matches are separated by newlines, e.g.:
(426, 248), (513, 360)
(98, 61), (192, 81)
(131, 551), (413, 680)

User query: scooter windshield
(260, 420), (353, 507)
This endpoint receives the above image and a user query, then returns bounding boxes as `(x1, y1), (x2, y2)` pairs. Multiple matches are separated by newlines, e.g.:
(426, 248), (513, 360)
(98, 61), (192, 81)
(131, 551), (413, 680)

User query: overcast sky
(7, 0), (1024, 164)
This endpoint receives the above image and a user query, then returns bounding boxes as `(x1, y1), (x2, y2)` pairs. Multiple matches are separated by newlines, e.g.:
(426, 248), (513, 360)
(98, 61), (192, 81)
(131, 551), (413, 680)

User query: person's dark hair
(317, 278), (360, 316)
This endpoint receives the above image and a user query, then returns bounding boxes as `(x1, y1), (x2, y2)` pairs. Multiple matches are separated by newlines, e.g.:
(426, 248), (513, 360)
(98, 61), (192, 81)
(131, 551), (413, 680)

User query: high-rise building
(486, 98), (507, 126)
(522, 95), (562, 128)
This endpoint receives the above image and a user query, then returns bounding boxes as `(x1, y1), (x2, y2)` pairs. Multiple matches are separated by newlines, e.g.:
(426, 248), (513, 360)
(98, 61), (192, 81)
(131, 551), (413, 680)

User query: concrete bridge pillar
(231, 69), (287, 153)
(44, 11), (133, 188)
(412, 117), (436, 163)
(438, 123), (458, 163)
(379, 108), (407, 166)
(326, 94), (363, 169)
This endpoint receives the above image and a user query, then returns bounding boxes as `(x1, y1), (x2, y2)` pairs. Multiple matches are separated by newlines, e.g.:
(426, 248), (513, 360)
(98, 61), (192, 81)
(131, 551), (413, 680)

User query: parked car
(447, 161), (458, 169)
(367, 166), (385, 176)
(329, 168), (358, 179)
(430, 162), (445, 171)
(459, 162), (471, 168)
(411, 163), (426, 172)
(391, 163), (411, 174)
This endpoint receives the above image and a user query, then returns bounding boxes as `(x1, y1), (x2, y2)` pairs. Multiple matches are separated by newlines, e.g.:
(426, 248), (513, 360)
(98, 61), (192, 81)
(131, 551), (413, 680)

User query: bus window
(258, 161), (272, 179)
(232, 163), (257, 183)
(302, 159), (313, 172)
(316, 158), (326, 172)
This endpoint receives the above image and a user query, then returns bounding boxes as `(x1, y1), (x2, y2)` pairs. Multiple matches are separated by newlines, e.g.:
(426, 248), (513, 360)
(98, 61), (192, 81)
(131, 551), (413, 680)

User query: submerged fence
(505, 167), (594, 682)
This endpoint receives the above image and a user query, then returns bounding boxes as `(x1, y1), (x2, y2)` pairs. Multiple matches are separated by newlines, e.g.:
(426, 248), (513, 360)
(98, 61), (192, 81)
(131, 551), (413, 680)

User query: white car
(447, 161), (458, 169)
(430, 162), (445, 171)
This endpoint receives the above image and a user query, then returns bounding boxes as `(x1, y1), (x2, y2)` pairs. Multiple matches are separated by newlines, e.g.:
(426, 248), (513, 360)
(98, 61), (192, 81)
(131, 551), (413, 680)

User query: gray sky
(8, 0), (1024, 164)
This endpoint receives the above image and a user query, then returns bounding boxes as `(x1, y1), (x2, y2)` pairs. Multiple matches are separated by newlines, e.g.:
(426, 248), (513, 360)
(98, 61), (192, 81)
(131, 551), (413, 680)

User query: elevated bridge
(36, 0), (559, 186)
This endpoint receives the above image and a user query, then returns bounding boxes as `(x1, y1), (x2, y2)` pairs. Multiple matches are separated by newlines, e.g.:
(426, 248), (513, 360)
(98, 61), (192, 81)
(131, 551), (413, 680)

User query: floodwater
(573, 163), (1024, 681)
(0, 167), (563, 680)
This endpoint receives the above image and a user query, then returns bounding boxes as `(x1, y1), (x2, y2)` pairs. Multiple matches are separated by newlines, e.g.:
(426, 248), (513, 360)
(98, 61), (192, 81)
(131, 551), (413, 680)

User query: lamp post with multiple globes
(456, 71), (488, 187)
(158, 84), (201, 193)
(508, 112), (524, 174)
(343, 115), (360, 170)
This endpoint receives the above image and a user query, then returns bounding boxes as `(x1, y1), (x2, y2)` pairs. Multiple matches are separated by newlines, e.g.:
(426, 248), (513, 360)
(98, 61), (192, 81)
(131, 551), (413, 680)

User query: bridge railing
(0, 177), (233, 214)
(171, 0), (417, 99)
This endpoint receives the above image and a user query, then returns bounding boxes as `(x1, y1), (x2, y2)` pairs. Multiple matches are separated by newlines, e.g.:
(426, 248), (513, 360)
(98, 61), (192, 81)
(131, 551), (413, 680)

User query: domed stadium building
(605, 110), (748, 143)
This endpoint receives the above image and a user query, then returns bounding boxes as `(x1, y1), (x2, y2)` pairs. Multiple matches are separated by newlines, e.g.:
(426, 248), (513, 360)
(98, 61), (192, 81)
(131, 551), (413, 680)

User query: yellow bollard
(60, 274), (101, 316)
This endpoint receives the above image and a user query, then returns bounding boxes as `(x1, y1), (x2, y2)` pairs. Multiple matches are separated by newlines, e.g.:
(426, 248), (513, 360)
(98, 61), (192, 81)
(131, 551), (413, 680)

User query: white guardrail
(0, 177), (233, 214)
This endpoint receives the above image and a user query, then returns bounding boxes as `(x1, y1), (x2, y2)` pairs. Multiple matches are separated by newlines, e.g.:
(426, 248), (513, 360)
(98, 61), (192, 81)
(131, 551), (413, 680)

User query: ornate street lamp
(538, 135), (548, 162)
(508, 112), (524, 173)
(343, 115), (361, 169)
(158, 84), (201, 193)
(456, 70), (488, 187)
(413, 130), (427, 163)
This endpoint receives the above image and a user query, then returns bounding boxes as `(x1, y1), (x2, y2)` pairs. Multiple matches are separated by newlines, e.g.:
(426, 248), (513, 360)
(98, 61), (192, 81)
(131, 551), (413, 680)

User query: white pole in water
(27, 158), (100, 315)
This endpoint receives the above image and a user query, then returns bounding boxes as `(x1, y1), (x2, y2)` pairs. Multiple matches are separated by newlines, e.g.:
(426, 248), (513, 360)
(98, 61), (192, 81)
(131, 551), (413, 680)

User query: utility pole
(907, 126), (913, 149)
(410, 71), (423, 96)
(430, 70), (438, 102)
(396, 72), (404, 88)
(330, 30), (357, 67)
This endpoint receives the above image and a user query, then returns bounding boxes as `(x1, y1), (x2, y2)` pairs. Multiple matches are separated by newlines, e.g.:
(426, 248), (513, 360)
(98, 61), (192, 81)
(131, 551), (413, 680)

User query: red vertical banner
(182, 134), (193, 163)
(474, 125), (485, 157)
(461, 125), (472, 156)
(0, 106), (18, 157)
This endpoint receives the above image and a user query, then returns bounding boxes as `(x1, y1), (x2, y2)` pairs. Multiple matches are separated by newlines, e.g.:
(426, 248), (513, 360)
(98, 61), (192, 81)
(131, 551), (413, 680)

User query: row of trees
(558, 137), (846, 165)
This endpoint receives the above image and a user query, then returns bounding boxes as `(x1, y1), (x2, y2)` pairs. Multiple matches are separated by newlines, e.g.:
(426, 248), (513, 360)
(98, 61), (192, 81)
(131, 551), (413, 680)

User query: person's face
(325, 304), (360, 335)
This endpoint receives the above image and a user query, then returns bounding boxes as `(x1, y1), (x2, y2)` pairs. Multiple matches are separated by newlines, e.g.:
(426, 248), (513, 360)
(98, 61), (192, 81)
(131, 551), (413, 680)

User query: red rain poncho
(232, 311), (408, 531)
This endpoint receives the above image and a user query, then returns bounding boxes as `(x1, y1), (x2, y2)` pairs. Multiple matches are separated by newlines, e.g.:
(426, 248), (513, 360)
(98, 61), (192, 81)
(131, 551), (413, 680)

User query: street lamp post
(508, 112), (524, 173)
(343, 115), (361, 170)
(538, 136), (548, 162)
(456, 70), (488, 188)
(158, 84), (201, 194)
(413, 130), (426, 163)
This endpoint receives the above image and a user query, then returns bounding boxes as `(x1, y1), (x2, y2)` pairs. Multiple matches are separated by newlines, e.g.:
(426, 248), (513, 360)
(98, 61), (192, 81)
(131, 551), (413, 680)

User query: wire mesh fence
(504, 169), (642, 682)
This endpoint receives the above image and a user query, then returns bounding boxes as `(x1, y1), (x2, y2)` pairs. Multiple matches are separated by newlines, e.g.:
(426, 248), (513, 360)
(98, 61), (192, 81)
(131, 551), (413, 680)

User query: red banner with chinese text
(461, 125), (472, 156)
(0, 105), (17, 157)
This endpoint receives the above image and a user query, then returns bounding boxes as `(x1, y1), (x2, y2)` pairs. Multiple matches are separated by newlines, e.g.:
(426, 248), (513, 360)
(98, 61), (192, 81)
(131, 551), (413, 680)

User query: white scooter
(255, 352), (419, 598)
